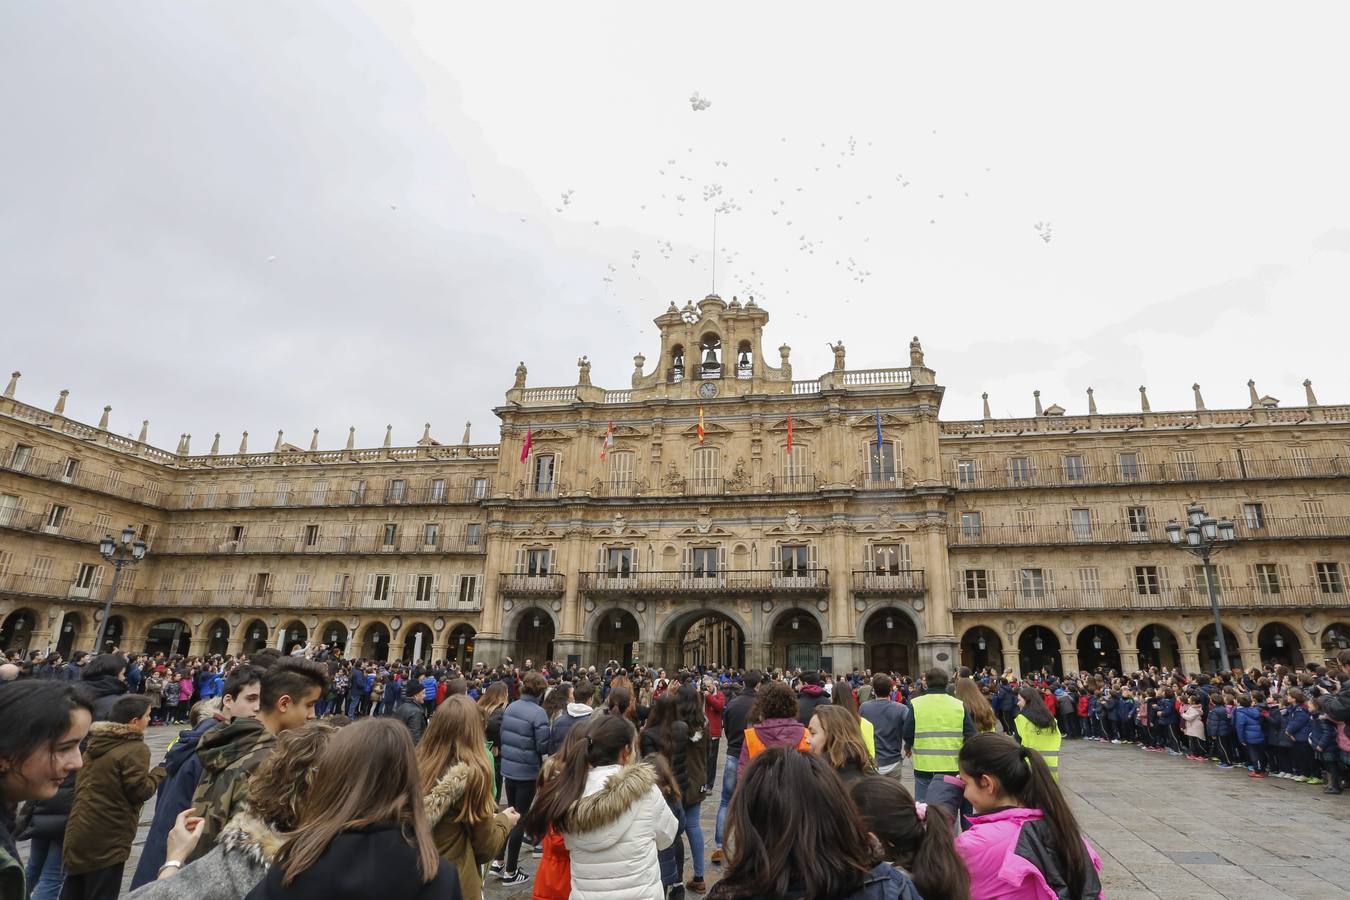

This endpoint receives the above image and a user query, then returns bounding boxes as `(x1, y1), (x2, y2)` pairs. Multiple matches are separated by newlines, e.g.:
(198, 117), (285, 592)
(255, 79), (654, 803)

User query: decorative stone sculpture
(514, 361), (528, 388)
(909, 336), (925, 367)
(828, 340), (846, 371)
(577, 355), (591, 386)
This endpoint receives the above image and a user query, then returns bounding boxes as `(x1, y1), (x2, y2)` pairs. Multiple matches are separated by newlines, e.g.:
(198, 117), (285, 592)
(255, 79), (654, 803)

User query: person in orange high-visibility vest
(737, 682), (811, 774)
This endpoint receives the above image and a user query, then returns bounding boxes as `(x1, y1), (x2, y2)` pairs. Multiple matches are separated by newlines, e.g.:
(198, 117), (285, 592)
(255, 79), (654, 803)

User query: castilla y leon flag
(599, 420), (614, 460)
(519, 425), (534, 463)
(787, 412), (794, 453)
(697, 405), (705, 444)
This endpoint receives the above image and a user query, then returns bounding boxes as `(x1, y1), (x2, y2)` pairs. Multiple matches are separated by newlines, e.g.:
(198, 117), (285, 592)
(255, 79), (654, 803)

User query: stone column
(1179, 649), (1201, 675)
(31, 604), (58, 654)
(1119, 649), (1140, 673)
(226, 634), (245, 656)
(1058, 648), (1080, 675)
(1006, 650), (1022, 679)
(412, 629), (425, 663)
(472, 636), (511, 667)
(822, 521), (856, 668)
(188, 634), (209, 657)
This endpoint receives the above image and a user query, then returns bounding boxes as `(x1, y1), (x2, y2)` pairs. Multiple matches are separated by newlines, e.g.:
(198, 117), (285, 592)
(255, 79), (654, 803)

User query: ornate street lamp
(1165, 503), (1237, 672)
(94, 524), (147, 653)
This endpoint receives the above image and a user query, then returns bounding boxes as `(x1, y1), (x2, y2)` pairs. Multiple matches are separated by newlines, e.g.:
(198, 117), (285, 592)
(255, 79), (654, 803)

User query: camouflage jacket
(188, 717), (275, 861)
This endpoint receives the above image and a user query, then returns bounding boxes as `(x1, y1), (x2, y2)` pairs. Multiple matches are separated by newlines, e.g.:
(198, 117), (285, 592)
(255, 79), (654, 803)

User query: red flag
(519, 426), (533, 463)
(697, 406), (705, 444)
(600, 421), (613, 460)
(787, 413), (794, 453)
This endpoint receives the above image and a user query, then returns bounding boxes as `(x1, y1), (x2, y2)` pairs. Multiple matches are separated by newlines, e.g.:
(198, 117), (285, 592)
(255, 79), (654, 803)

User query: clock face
(698, 381), (718, 399)
(681, 309), (699, 324)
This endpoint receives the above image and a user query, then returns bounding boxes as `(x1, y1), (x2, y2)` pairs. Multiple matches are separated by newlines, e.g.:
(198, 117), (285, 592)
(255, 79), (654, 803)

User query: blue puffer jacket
(1206, 704), (1233, 738)
(1310, 714), (1338, 752)
(1116, 697), (1136, 722)
(1155, 698), (1179, 726)
(1234, 705), (1265, 745)
(129, 715), (222, 889)
(1265, 705), (1293, 747)
(1283, 705), (1313, 743)
(499, 692), (551, 782)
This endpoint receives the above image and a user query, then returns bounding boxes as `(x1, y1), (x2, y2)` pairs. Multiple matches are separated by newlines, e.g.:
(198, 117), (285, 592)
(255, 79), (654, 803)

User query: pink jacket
(179, 677), (193, 702)
(1181, 704), (1206, 739)
(955, 807), (1103, 900)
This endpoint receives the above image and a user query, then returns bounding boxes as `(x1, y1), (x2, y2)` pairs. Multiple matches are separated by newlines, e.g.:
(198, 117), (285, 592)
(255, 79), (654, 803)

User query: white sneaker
(1111, 739), (1121, 744)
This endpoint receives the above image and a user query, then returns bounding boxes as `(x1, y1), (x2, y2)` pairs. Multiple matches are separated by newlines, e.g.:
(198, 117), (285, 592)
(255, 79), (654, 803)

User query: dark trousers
(498, 776), (538, 873)
(705, 737), (720, 788)
(1291, 743), (1316, 778)
(1057, 713), (1075, 737)
(58, 863), (124, 900)
(1245, 743), (1265, 771)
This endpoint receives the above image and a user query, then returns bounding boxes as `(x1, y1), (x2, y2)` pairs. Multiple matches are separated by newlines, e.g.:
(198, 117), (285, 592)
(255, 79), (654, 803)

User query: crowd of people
(1, 640), (1348, 900)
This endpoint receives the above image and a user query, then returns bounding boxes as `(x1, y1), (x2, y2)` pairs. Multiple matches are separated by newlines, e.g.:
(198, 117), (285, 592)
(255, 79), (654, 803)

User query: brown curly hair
(247, 720), (336, 831)
(751, 681), (799, 722)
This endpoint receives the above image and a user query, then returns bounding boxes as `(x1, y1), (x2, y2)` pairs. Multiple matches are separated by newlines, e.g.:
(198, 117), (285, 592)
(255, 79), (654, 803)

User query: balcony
(0, 443), (166, 507)
(949, 456), (1349, 492)
(765, 474), (818, 493)
(144, 587), (483, 613)
(0, 509), (115, 544)
(498, 573), (566, 597)
(0, 573), (100, 603)
(851, 569), (926, 595)
(152, 533), (486, 556)
(950, 585), (1347, 613)
(948, 516), (1350, 548)
(578, 568), (829, 597)
(170, 479), (493, 511)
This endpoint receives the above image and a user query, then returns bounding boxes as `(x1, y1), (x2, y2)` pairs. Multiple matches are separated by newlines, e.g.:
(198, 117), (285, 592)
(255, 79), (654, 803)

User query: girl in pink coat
(955, 733), (1103, 900)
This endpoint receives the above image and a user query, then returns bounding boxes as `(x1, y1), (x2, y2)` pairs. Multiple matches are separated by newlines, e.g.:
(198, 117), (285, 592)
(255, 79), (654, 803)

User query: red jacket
(532, 827), (570, 900)
(705, 690), (726, 738)
(1077, 695), (1090, 717)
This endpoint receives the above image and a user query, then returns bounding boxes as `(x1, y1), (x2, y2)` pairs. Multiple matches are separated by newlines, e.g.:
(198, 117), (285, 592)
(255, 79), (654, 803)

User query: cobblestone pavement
(33, 726), (1347, 900)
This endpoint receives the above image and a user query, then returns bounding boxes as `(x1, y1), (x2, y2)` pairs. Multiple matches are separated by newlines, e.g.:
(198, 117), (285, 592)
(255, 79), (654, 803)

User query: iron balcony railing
(850, 569), (926, 595)
(0, 444), (166, 506)
(949, 516), (1350, 548)
(169, 480), (492, 511)
(950, 456), (1348, 491)
(0, 573), (108, 603)
(0, 508), (125, 545)
(136, 587), (484, 613)
(765, 474), (818, 493)
(578, 568), (829, 596)
(498, 573), (566, 596)
(950, 584), (1346, 612)
(152, 533), (486, 556)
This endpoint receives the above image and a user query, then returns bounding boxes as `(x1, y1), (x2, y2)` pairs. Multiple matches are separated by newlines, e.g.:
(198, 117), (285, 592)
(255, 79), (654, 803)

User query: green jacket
(63, 722), (166, 874)
(189, 718), (276, 861)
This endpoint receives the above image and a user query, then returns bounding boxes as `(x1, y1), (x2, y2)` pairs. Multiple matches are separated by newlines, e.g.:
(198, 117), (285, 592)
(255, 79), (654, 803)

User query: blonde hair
(416, 695), (495, 824)
(810, 706), (876, 775)
(954, 677), (997, 733)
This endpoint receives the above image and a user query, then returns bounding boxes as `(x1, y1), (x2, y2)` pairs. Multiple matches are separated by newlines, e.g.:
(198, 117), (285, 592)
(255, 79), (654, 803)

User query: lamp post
(94, 525), (148, 653)
(1165, 503), (1236, 672)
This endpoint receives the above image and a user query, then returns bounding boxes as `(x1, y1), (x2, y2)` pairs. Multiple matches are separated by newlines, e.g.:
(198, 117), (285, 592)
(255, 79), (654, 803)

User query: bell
(703, 347), (718, 366)
(738, 350), (750, 366)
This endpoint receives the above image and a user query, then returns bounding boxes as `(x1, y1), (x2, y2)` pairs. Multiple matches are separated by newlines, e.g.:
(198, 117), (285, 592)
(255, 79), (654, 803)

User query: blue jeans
(658, 799), (685, 886)
(24, 837), (64, 900)
(912, 770), (934, 803)
(714, 754), (737, 848)
(345, 694), (362, 718)
(678, 802), (705, 879)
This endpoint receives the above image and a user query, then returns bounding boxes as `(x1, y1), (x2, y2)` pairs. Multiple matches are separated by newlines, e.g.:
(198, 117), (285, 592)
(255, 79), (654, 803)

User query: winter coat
(133, 716), (225, 888)
(796, 683), (830, 725)
(684, 723), (709, 798)
(1283, 705), (1313, 743)
(423, 762), (511, 899)
(704, 689), (726, 738)
(63, 722), (167, 873)
(1205, 704), (1233, 739)
(127, 810), (281, 900)
(737, 716), (808, 773)
(549, 704), (594, 754)
(640, 721), (691, 798)
(1233, 706), (1265, 745)
(860, 697), (911, 768)
(499, 693), (551, 782)
(146, 675), (166, 709)
(395, 699), (426, 745)
(1310, 714), (1338, 752)
(1055, 692), (1075, 716)
(1, 806), (22, 900)
(485, 708), (504, 754)
(80, 674), (129, 721)
(561, 762), (678, 900)
(955, 806), (1103, 900)
(15, 771), (74, 842)
(1181, 705), (1206, 739)
(191, 717), (276, 860)
(243, 822), (462, 900)
(531, 828), (570, 900)
(721, 687), (757, 755)
(1322, 680), (1350, 723)
(1266, 705), (1293, 747)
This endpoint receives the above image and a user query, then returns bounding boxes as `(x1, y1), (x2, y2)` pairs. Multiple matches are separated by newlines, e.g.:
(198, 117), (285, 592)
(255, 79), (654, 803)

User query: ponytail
(524, 714), (636, 836)
(850, 777), (970, 900)
(912, 804), (971, 900)
(960, 733), (1088, 895)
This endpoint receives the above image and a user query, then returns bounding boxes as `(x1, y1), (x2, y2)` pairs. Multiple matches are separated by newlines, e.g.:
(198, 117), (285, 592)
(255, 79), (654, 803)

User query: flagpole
(711, 211), (718, 295)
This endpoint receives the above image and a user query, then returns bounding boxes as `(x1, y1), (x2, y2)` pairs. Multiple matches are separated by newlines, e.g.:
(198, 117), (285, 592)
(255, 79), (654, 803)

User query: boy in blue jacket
(1233, 695), (1267, 776)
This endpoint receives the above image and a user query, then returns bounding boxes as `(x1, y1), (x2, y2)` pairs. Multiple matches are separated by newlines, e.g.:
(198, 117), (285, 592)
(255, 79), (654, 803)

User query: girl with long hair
(249, 718), (461, 899)
(806, 706), (876, 786)
(851, 776), (970, 900)
(641, 693), (691, 894)
(477, 682), (509, 800)
(525, 715), (676, 899)
(418, 696), (519, 899)
(955, 677), (998, 734)
(1014, 686), (1062, 780)
(708, 748), (921, 900)
(675, 682), (710, 893)
(956, 733), (1102, 899)
(831, 679), (875, 757)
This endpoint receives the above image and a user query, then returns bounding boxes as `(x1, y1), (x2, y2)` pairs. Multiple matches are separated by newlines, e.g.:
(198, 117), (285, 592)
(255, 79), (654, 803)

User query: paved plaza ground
(33, 725), (1349, 900)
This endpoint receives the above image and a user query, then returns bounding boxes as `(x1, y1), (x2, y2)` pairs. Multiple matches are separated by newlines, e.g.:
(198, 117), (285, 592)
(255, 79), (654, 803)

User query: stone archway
(768, 607), (824, 672)
(279, 620), (308, 654)
(863, 607), (920, 675)
(591, 608), (642, 669)
(513, 608), (556, 666)
(318, 621), (348, 653)
(1017, 625), (1062, 677)
(1321, 622), (1350, 658)
(56, 611), (83, 657)
(402, 623), (434, 664)
(1, 608), (37, 654)
(1077, 624), (1122, 673)
(206, 618), (230, 656)
(145, 619), (191, 657)
(1196, 623), (1244, 672)
(242, 619), (269, 655)
(362, 622), (391, 662)
(1257, 621), (1301, 666)
(959, 625), (1004, 673)
(658, 607), (748, 671)
(1136, 623), (1181, 670)
(448, 624), (476, 668)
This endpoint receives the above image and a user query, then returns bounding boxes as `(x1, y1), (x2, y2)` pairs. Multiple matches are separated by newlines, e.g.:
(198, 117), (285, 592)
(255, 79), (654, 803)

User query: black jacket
(79, 675), (128, 722)
(244, 823), (461, 900)
(722, 687), (758, 755)
(16, 772), (75, 841)
(1323, 681), (1350, 723)
(640, 721), (691, 797)
(394, 699), (426, 745)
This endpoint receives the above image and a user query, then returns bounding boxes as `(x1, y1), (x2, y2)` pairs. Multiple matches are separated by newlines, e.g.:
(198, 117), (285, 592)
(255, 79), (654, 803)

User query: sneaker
(1209, 756), (1220, 761)
(686, 879), (708, 894)
(1324, 786), (1343, 795)
(489, 861), (504, 878)
(1216, 763), (1233, 769)
(532, 844), (544, 858)
(667, 886), (686, 900)
(1111, 739), (1121, 745)
(500, 871), (531, 886)
(1307, 777), (1324, 785)
(1255, 771), (1268, 778)
(1294, 775), (1308, 783)
(711, 849), (724, 866)
(1168, 750), (1182, 756)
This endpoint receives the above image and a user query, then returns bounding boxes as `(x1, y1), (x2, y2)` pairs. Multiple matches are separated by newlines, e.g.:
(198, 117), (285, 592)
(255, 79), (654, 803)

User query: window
(304, 524), (320, 547)
(203, 484), (220, 507)
(291, 572), (310, 600)
(1019, 568), (1047, 599)
(1062, 455), (1085, 482)
(1016, 509), (1036, 533)
(93, 513), (110, 533)
(692, 447), (720, 489)
(0, 494), (18, 527)
(74, 563), (99, 589)
(956, 459), (978, 485)
(465, 523), (482, 546)
(415, 574), (435, 603)
(870, 441), (896, 483)
(534, 455), (556, 492)
(1070, 508), (1093, 541)
(253, 573), (271, 597)
(1175, 450), (1198, 481)
(1007, 457), (1033, 485)
(1126, 506), (1149, 540)
(30, 556), (53, 582)
(1289, 445), (1311, 476)
(1255, 563), (1281, 595)
(780, 544), (811, 576)
(1118, 452), (1140, 482)
(62, 458), (79, 481)
(471, 477), (489, 499)
(372, 574), (392, 603)
(1191, 565), (1221, 596)
(1305, 500), (1327, 522)
(963, 569), (988, 599)
(274, 482), (291, 505)
(350, 480), (367, 504)
(1316, 562), (1344, 594)
(9, 444), (33, 471)
(45, 505), (68, 530)
(429, 479), (446, 502)
(423, 523), (440, 546)
(606, 547), (633, 577)
(872, 544), (906, 575)
(1078, 567), (1100, 594)
(387, 479), (407, 503)
(1235, 447), (1252, 478)
(458, 575), (479, 604)
(691, 547), (719, 577)
(526, 548), (552, 576)
(610, 452), (636, 491)
(229, 524), (245, 546)
(1243, 503), (1266, 530)
(960, 511), (982, 538)
(312, 481), (329, 504)
(1134, 565), (1161, 595)
(238, 482), (255, 506)
(782, 446), (808, 485)
(382, 523), (398, 546)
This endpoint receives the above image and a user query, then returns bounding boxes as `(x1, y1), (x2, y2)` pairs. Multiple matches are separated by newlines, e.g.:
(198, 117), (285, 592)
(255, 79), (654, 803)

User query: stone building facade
(2, 297), (1348, 675)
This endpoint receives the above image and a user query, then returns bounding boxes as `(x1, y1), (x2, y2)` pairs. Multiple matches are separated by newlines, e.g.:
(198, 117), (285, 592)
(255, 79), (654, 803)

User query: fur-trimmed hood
(567, 762), (657, 833)
(218, 810), (285, 869)
(422, 763), (470, 825)
(85, 721), (145, 761)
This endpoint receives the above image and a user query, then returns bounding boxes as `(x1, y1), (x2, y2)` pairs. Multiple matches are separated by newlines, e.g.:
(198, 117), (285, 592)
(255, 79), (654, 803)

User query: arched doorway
(1018, 626), (1062, 677)
(1136, 624), (1181, 670)
(402, 623), (434, 664)
(1, 608), (36, 654)
(279, 621), (307, 655)
(770, 609), (823, 671)
(145, 619), (191, 657)
(206, 619), (230, 656)
(449, 624), (476, 669)
(664, 611), (745, 670)
(56, 612), (82, 657)
(514, 610), (555, 666)
(1077, 625), (1121, 673)
(242, 620), (269, 655)
(319, 621), (348, 653)
(595, 610), (641, 669)
(1321, 622), (1350, 658)
(864, 608), (920, 675)
(959, 626), (1004, 673)
(99, 615), (125, 653)
(1197, 623), (1243, 672)
(1257, 622), (1301, 666)
(363, 622), (391, 662)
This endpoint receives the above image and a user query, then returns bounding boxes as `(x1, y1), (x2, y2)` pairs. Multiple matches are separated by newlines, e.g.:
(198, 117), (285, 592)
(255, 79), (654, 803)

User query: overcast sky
(3, 3), (1348, 451)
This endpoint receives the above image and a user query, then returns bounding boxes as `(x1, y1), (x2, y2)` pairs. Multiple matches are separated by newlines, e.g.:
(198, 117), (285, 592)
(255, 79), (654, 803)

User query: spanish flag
(599, 420), (614, 460)
(697, 406), (705, 444)
(787, 412), (794, 453)
(519, 425), (534, 463)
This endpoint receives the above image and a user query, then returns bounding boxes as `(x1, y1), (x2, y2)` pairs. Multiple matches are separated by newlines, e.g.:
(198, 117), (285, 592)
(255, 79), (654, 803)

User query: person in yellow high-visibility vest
(1013, 686), (1062, 780)
(902, 668), (975, 801)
